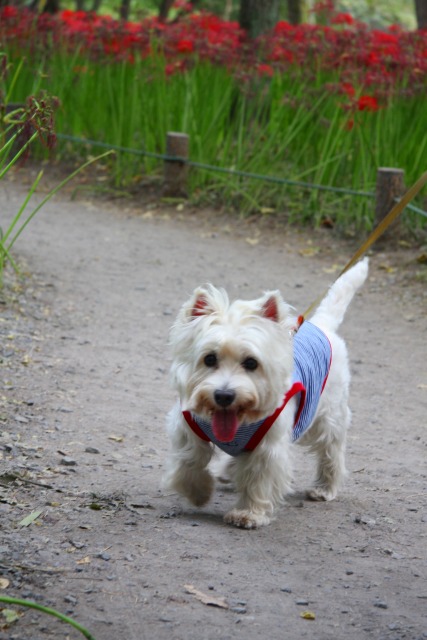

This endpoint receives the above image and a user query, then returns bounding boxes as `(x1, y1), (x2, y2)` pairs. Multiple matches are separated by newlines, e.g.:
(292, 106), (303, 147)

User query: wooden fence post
(164, 132), (189, 197)
(374, 167), (405, 237)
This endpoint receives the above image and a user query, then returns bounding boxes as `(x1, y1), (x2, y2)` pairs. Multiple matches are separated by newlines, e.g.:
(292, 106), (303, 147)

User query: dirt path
(1, 173), (426, 640)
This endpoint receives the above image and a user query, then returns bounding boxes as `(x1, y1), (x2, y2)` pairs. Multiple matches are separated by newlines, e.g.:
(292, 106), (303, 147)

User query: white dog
(163, 259), (368, 528)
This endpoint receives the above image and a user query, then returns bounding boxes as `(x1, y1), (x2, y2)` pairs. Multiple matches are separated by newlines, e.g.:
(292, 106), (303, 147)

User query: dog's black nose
(214, 389), (236, 408)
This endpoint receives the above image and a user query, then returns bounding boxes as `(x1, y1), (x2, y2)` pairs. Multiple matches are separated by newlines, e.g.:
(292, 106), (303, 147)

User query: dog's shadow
(159, 489), (312, 530)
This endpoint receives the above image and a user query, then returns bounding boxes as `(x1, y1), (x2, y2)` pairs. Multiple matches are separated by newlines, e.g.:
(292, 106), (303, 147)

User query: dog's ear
(261, 295), (280, 322)
(191, 292), (210, 317)
(256, 291), (287, 323)
(184, 285), (228, 320)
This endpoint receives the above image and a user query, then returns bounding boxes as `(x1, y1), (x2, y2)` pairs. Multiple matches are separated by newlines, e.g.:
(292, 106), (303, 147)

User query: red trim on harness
(245, 381), (306, 451)
(183, 410), (210, 441)
(321, 334), (333, 393)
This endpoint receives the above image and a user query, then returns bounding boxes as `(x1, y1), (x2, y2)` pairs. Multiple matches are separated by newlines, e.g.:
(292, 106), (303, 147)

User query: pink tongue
(212, 410), (239, 443)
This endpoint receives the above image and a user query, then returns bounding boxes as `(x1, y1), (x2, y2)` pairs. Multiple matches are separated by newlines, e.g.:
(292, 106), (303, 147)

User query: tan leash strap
(297, 169), (427, 329)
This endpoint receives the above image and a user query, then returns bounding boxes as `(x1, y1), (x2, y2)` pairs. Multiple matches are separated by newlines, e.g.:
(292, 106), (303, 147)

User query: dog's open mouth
(211, 409), (239, 443)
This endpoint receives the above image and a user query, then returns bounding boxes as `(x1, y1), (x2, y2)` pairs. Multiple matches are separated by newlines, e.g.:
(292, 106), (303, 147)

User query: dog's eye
(242, 357), (258, 371)
(204, 353), (217, 367)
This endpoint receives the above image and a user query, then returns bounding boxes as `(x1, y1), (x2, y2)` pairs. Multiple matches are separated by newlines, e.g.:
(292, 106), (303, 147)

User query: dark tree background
(239, 0), (280, 38)
(1, 0), (423, 32)
(414, 0), (427, 28)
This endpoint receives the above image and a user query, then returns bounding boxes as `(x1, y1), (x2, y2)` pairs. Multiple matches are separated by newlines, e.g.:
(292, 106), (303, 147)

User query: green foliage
(1, 2), (426, 230)
(7, 45), (426, 228)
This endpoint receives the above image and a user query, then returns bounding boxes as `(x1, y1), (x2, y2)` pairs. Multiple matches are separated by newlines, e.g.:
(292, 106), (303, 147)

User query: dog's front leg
(163, 406), (215, 507)
(224, 441), (293, 529)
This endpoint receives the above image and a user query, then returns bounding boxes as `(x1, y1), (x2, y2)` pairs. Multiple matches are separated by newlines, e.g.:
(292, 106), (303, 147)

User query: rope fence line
(55, 132), (427, 220)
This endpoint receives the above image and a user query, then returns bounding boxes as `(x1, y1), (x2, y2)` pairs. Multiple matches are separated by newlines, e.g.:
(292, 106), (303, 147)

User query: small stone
(60, 456), (77, 466)
(231, 606), (247, 614)
(69, 540), (85, 549)
(296, 599), (309, 606)
(85, 446), (100, 454)
(354, 514), (376, 527)
(64, 595), (77, 606)
(97, 552), (111, 561)
(374, 600), (388, 609)
(280, 587), (292, 593)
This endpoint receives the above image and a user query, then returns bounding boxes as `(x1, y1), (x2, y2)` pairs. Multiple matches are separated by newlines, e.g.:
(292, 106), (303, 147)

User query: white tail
(311, 258), (369, 332)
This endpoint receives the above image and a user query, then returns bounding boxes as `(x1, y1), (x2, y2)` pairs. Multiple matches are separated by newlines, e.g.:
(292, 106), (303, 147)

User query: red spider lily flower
(341, 82), (355, 97)
(257, 63), (274, 77)
(332, 13), (355, 26)
(176, 39), (194, 53)
(1, 5), (18, 18)
(357, 95), (380, 111)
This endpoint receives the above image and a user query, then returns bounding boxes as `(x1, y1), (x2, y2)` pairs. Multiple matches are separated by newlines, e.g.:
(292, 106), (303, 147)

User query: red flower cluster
(0, 5), (244, 68)
(1, 4), (426, 103)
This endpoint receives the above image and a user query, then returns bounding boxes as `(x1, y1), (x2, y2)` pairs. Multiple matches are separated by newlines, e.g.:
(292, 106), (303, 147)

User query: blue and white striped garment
(183, 321), (332, 456)
(291, 321), (332, 440)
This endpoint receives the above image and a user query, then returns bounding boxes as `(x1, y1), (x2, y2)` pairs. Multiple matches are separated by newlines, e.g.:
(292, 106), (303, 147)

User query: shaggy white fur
(163, 258), (369, 528)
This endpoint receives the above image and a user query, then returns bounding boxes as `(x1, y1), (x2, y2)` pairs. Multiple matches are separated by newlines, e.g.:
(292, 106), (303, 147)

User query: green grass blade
(0, 596), (95, 640)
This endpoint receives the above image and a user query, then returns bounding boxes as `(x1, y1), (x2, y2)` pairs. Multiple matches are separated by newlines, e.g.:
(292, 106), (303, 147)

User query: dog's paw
(171, 468), (214, 507)
(224, 508), (271, 529)
(306, 486), (337, 502)
(188, 472), (215, 507)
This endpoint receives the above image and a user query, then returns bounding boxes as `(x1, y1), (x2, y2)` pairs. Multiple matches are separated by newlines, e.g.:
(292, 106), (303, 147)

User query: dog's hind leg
(304, 406), (350, 501)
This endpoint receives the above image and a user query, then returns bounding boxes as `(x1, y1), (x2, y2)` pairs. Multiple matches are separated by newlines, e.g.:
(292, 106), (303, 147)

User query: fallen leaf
(89, 502), (102, 510)
(76, 556), (91, 565)
(300, 610), (316, 620)
(1, 608), (21, 624)
(0, 578), (9, 590)
(184, 584), (229, 609)
(245, 237), (259, 246)
(260, 207), (275, 215)
(416, 253), (427, 264)
(18, 509), (43, 527)
(108, 435), (124, 443)
(299, 247), (319, 257)
(417, 384), (427, 390)
(378, 263), (396, 273)
(322, 264), (341, 274)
